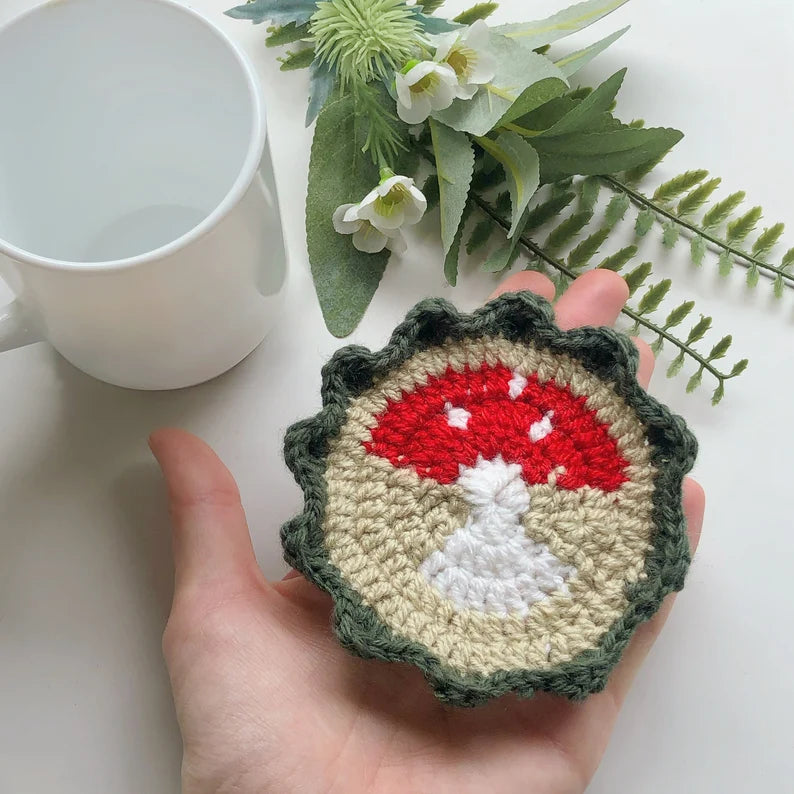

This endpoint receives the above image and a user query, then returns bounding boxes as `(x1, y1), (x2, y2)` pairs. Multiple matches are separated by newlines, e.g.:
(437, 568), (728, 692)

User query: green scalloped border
(281, 292), (698, 707)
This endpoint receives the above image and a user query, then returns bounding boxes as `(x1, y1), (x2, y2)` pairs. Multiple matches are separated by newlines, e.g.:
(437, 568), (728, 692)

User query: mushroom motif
(282, 294), (696, 705)
(364, 362), (629, 618)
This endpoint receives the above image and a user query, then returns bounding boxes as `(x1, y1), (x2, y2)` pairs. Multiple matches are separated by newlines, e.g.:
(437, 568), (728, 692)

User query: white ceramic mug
(0, 0), (286, 389)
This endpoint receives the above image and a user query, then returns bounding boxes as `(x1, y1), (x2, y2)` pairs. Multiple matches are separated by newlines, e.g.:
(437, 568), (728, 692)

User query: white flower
(356, 174), (427, 230)
(431, 19), (496, 100)
(395, 60), (457, 124)
(332, 203), (407, 255)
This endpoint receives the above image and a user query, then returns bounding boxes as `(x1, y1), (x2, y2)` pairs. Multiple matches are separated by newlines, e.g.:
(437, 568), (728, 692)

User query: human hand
(150, 270), (705, 794)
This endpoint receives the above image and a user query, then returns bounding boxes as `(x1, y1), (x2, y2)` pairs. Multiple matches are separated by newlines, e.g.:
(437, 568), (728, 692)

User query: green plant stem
(468, 191), (738, 384)
(600, 175), (794, 288)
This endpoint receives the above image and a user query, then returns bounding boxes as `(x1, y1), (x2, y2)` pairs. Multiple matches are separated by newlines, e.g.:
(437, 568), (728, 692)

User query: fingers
(488, 270), (555, 303)
(149, 428), (264, 602)
(633, 337), (655, 389)
(554, 269), (629, 330)
(603, 476), (706, 706)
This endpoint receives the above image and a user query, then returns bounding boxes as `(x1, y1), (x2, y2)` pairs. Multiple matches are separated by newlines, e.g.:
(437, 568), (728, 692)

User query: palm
(152, 272), (705, 794)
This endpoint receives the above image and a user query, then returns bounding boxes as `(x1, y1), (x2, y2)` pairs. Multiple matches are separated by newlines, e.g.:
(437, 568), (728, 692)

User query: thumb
(149, 428), (264, 603)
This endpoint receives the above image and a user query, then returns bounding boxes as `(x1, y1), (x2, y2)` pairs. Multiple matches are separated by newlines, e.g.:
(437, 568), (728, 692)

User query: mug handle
(0, 299), (42, 353)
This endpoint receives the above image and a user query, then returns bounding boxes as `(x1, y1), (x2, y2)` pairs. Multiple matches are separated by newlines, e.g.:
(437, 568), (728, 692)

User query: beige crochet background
(323, 338), (656, 675)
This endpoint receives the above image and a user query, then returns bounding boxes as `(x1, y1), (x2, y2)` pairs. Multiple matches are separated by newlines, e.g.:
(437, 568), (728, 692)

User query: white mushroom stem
(419, 456), (577, 618)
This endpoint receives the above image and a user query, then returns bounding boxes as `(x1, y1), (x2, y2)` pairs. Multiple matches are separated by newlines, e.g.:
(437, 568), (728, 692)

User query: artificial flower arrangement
(227, 0), (794, 403)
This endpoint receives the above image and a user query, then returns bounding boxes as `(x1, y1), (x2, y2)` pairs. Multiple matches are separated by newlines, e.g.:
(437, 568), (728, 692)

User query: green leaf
(662, 221), (680, 248)
(306, 92), (388, 337)
(597, 244), (637, 271)
(532, 127), (684, 184)
(635, 207), (655, 236)
(637, 279), (671, 315)
(482, 211), (529, 272)
(686, 368), (703, 393)
(429, 119), (475, 253)
(652, 169), (708, 204)
(690, 234), (707, 266)
(685, 315), (712, 345)
(554, 27), (629, 78)
(471, 165), (505, 192)
(730, 359), (749, 377)
(666, 351), (685, 378)
(495, 0), (630, 50)
(265, 22), (309, 47)
(422, 174), (440, 210)
(467, 219), (494, 254)
(751, 222), (785, 257)
(544, 211), (592, 255)
(624, 261), (653, 295)
(677, 177), (721, 217)
(649, 335), (664, 355)
(279, 47), (315, 70)
(628, 118), (645, 129)
(711, 381), (725, 406)
(524, 191), (576, 233)
(568, 226), (611, 269)
(476, 133), (540, 237)
(225, 0), (317, 25)
(444, 202), (474, 286)
(707, 335), (732, 361)
(416, 0), (446, 12)
(306, 59), (335, 126)
(782, 247), (794, 270)
(539, 70), (627, 137)
(494, 190), (511, 215)
(498, 78), (569, 127)
(622, 149), (671, 184)
(718, 250), (732, 276)
(414, 12), (460, 34)
(746, 263), (760, 287)
(726, 206), (763, 244)
(702, 191), (745, 230)
(663, 301), (694, 329)
(774, 274), (784, 298)
(579, 177), (601, 212)
(454, 2), (499, 24)
(604, 192), (630, 227)
(432, 33), (566, 136)
(567, 87), (593, 101)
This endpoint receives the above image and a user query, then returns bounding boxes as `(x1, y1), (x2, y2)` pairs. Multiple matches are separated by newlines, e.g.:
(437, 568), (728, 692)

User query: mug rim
(0, 0), (267, 273)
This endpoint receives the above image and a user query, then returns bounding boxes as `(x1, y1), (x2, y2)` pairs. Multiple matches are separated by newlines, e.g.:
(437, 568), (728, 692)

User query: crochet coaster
(282, 293), (697, 707)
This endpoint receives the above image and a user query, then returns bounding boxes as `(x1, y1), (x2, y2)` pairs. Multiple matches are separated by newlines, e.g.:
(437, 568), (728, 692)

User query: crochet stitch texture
(282, 292), (697, 707)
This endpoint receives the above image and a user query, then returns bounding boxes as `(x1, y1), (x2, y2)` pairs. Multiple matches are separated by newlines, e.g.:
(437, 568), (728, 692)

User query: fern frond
(622, 149), (672, 184)
(422, 174), (440, 210)
(466, 219), (494, 255)
(726, 206), (762, 244)
(567, 226), (610, 269)
(702, 191), (745, 230)
(604, 193), (630, 228)
(677, 177), (721, 217)
(544, 211), (592, 255)
(652, 170), (708, 204)
(662, 221), (680, 248)
(637, 280), (671, 315)
(278, 47), (315, 70)
(525, 191), (576, 233)
(690, 235), (707, 266)
(663, 301), (695, 330)
(635, 208), (655, 237)
(752, 223), (785, 257)
(598, 245), (638, 271)
(623, 261), (653, 296)
(579, 177), (601, 212)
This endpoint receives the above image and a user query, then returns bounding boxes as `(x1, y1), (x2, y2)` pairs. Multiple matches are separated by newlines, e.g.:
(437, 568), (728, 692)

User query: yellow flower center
(374, 184), (409, 217)
(410, 71), (439, 95)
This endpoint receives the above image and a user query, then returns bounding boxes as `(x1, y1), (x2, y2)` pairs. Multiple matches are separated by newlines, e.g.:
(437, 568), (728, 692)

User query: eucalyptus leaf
(554, 27), (629, 78)
(430, 119), (475, 253)
(306, 92), (388, 337)
(306, 59), (335, 127)
(532, 126), (684, 183)
(225, 0), (316, 26)
(413, 12), (460, 33)
(432, 33), (566, 136)
(495, 0), (630, 51)
(476, 133), (540, 237)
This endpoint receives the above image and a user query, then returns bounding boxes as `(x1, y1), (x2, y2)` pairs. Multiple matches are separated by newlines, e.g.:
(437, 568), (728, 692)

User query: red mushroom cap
(364, 362), (629, 491)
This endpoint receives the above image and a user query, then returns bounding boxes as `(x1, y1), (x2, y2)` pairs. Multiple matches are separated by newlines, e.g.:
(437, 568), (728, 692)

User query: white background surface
(1, 0), (793, 791)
